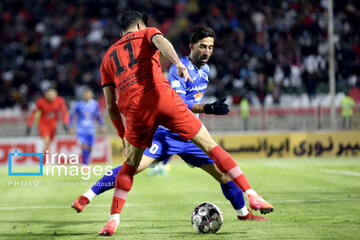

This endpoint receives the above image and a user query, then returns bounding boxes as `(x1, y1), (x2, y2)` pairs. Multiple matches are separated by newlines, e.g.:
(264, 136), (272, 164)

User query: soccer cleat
(248, 194), (274, 214)
(99, 219), (118, 236)
(238, 211), (269, 221)
(147, 165), (168, 176)
(71, 195), (89, 213)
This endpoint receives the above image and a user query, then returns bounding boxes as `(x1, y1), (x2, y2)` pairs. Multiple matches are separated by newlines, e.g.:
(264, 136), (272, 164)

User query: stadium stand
(0, 0), (359, 133)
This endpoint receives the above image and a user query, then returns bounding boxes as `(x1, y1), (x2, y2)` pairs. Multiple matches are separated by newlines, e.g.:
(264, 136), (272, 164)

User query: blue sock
(162, 158), (170, 165)
(82, 148), (91, 165)
(91, 165), (122, 195)
(221, 181), (246, 210)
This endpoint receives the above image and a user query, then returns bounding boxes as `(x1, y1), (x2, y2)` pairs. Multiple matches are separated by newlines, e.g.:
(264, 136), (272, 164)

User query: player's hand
(176, 62), (193, 83)
(63, 123), (69, 132)
(100, 126), (106, 134)
(121, 137), (127, 158)
(204, 98), (229, 115)
(26, 127), (31, 136)
(67, 128), (74, 134)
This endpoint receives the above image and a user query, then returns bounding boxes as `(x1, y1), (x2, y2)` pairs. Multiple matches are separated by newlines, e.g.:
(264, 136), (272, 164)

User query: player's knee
(219, 174), (231, 184)
(191, 126), (217, 154)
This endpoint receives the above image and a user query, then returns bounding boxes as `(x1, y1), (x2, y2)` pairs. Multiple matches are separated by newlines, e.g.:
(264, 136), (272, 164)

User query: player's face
(190, 37), (214, 67)
(45, 90), (57, 102)
(83, 90), (94, 101)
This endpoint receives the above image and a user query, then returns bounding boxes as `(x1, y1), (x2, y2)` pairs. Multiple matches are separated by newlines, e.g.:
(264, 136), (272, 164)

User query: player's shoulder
(56, 96), (66, 104)
(181, 57), (197, 72)
(36, 97), (45, 106)
(143, 27), (162, 35)
(75, 100), (83, 107)
(90, 99), (99, 106)
(202, 64), (210, 74)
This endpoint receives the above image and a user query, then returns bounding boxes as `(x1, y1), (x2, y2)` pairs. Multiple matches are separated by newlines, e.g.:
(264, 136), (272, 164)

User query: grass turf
(0, 157), (359, 239)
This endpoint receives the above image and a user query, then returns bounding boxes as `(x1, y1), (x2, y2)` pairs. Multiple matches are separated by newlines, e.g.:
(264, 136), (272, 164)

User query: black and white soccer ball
(191, 202), (223, 233)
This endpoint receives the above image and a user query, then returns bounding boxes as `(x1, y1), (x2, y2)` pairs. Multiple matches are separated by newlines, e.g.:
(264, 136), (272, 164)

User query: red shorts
(124, 86), (202, 148)
(38, 123), (56, 140)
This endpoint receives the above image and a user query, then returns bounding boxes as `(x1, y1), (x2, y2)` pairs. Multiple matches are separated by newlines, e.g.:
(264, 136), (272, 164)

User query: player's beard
(195, 54), (209, 67)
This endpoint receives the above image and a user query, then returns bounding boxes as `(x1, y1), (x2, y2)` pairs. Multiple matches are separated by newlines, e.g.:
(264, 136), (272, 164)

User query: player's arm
(151, 34), (193, 83)
(67, 103), (77, 134)
(168, 66), (229, 115)
(26, 101), (40, 136)
(101, 54), (126, 155)
(95, 103), (106, 133)
(59, 97), (70, 131)
(103, 86), (126, 138)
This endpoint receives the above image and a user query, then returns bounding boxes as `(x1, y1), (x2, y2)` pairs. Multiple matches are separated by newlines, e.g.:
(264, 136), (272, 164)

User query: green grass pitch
(0, 157), (359, 239)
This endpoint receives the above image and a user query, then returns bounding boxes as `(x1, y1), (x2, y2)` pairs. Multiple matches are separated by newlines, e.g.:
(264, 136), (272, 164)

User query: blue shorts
(143, 128), (214, 167)
(77, 133), (95, 147)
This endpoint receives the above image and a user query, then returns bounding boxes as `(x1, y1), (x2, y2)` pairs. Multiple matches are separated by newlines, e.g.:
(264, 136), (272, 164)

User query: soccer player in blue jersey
(68, 89), (105, 166)
(72, 26), (271, 222)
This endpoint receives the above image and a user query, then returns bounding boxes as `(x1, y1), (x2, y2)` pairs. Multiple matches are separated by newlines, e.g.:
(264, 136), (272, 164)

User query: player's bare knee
(219, 174), (231, 184)
(191, 126), (217, 154)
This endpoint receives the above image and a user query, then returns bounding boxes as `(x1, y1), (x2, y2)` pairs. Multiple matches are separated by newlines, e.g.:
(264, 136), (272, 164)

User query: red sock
(110, 163), (136, 214)
(209, 145), (251, 192)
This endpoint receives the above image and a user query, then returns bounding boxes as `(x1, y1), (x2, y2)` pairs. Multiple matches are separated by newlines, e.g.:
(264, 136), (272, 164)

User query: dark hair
(189, 26), (215, 44)
(119, 11), (148, 32)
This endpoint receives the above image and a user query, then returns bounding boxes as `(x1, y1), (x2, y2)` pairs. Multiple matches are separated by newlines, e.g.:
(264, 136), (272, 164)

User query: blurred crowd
(1, 0), (360, 109)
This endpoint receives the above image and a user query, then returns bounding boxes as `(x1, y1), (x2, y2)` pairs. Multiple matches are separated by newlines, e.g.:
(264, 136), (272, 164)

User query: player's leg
(158, 89), (272, 213)
(72, 155), (156, 212)
(76, 134), (90, 166)
(199, 164), (268, 221)
(145, 128), (181, 177)
(179, 144), (268, 220)
(39, 127), (52, 151)
(190, 125), (273, 214)
(99, 142), (145, 236)
(43, 136), (51, 151)
(148, 158), (170, 176)
(81, 144), (91, 165)
(83, 129), (174, 211)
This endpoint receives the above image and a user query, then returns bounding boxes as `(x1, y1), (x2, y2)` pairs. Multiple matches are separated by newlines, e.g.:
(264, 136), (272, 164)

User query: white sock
(245, 189), (257, 198)
(83, 189), (97, 202)
(236, 206), (249, 217)
(109, 214), (120, 225)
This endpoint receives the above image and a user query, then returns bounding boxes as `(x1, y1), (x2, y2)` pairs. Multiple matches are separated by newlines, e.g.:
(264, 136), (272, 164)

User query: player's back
(101, 27), (170, 110)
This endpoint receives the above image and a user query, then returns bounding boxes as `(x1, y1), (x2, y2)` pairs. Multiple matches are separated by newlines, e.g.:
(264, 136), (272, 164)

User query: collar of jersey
(185, 56), (204, 71)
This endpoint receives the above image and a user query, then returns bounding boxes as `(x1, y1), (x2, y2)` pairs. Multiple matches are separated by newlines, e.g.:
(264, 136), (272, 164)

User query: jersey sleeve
(100, 54), (116, 88)
(68, 102), (78, 127)
(145, 27), (163, 46)
(167, 64), (195, 110)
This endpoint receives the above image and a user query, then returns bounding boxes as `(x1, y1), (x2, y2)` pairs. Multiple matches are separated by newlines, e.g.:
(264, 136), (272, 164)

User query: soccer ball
(191, 202), (223, 233)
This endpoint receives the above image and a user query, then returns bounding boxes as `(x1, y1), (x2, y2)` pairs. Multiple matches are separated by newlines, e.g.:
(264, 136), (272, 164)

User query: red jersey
(27, 96), (69, 128)
(100, 27), (170, 112)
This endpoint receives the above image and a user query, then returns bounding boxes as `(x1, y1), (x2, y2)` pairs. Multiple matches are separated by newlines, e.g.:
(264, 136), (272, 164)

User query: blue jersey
(143, 57), (213, 166)
(167, 56), (210, 116)
(69, 99), (104, 135)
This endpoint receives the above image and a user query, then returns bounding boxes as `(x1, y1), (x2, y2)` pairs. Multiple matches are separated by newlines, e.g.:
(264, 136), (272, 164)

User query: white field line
(319, 169), (360, 177)
(266, 163), (360, 177)
(0, 198), (360, 211)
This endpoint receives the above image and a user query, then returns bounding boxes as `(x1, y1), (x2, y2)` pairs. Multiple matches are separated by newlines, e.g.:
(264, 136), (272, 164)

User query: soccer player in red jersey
(99, 11), (273, 236)
(26, 88), (69, 151)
